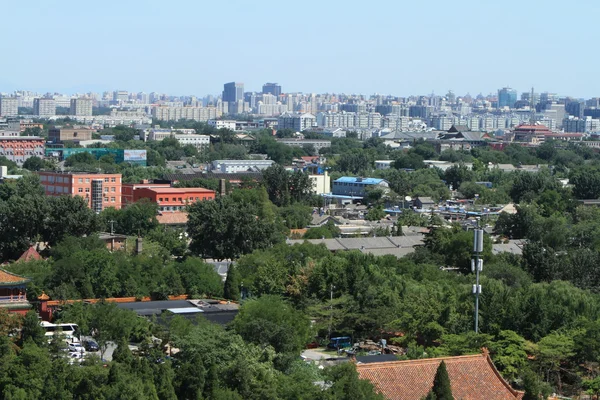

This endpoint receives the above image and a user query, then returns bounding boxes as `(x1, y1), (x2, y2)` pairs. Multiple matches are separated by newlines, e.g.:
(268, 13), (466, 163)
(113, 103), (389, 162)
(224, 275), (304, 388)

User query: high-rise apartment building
(113, 90), (129, 103)
(262, 83), (282, 97)
(151, 106), (219, 122)
(277, 112), (317, 131)
(0, 97), (18, 117)
(33, 98), (56, 117)
(222, 82), (244, 103)
(498, 87), (517, 108)
(70, 98), (93, 116)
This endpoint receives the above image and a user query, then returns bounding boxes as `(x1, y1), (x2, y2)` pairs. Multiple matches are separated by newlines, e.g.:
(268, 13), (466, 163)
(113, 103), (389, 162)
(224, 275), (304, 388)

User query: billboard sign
(123, 150), (147, 161)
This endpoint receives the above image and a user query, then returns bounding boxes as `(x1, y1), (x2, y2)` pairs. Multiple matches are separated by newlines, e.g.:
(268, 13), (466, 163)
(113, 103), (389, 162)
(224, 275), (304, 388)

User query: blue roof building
(331, 176), (389, 198)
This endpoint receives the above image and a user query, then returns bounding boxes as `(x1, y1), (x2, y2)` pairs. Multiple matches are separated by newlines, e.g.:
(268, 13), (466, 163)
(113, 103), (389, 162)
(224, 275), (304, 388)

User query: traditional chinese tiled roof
(156, 212), (188, 225)
(356, 353), (524, 400)
(16, 246), (42, 263)
(0, 269), (30, 285)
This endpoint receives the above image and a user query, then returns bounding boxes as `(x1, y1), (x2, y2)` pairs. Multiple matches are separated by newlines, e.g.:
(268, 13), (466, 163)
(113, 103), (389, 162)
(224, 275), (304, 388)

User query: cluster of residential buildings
(3, 84), (600, 138)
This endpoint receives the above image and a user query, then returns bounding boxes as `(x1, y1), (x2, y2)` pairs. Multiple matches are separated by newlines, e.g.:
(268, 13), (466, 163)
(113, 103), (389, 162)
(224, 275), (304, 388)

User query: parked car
(68, 342), (86, 353)
(67, 352), (84, 364)
(83, 340), (99, 352)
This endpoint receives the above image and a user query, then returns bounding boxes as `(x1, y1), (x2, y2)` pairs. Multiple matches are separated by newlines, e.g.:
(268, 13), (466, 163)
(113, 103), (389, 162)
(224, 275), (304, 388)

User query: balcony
(0, 294), (27, 303)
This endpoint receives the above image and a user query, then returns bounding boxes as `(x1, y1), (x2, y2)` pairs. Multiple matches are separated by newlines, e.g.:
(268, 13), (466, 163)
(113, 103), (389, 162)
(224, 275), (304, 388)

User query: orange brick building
(133, 187), (216, 212)
(121, 180), (172, 207)
(38, 172), (122, 212)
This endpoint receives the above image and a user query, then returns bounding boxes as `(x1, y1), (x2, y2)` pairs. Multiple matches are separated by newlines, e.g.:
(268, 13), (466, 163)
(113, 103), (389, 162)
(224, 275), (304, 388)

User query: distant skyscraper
(33, 98), (56, 117)
(498, 87), (517, 108)
(222, 82), (244, 103)
(0, 97), (18, 117)
(262, 83), (282, 97)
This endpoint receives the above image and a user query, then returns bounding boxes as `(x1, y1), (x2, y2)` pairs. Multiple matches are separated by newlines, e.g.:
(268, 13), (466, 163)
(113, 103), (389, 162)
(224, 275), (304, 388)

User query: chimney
(219, 179), (227, 196)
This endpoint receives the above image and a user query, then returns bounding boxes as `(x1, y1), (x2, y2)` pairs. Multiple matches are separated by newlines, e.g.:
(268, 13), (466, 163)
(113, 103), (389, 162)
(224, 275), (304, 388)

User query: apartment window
(85, 178), (90, 183)
(111, 187), (115, 192)
(172, 197), (176, 202)
(203, 197), (207, 201)
(104, 197), (109, 202)
(104, 178), (109, 182)
(195, 197), (199, 200)
(104, 187), (109, 192)
(85, 188), (90, 193)
(111, 177), (116, 182)
(78, 178), (83, 183)
(178, 198), (182, 202)
(78, 188), (83, 193)
(159, 198), (163, 202)
(110, 197), (115, 202)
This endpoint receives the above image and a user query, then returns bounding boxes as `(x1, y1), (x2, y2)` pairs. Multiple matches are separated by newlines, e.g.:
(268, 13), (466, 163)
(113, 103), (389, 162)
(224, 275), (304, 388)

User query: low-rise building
(0, 136), (45, 165)
(309, 172), (331, 195)
(133, 187), (216, 212)
(37, 172), (122, 212)
(121, 180), (172, 207)
(276, 138), (331, 151)
(173, 133), (210, 149)
(375, 160), (394, 170)
(8, 120), (44, 133)
(211, 159), (274, 173)
(332, 176), (389, 198)
(48, 127), (94, 143)
(208, 120), (236, 130)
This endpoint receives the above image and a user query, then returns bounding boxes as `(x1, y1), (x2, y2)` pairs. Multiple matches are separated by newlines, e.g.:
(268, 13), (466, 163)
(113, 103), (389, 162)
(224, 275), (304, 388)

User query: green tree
(20, 310), (45, 347)
(323, 362), (384, 400)
(427, 361), (453, 400)
(443, 163), (474, 190)
(232, 295), (312, 355)
(262, 164), (291, 206)
(172, 258), (223, 298)
(64, 152), (97, 167)
(187, 195), (284, 260)
(522, 369), (545, 400)
(22, 156), (45, 171)
(44, 195), (97, 245)
(224, 264), (240, 301)
(365, 206), (386, 221)
(570, 166), (600, 199)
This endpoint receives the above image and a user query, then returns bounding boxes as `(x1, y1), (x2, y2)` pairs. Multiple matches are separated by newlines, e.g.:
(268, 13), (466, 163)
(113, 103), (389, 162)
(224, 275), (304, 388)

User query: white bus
(40, 321), (80, 343)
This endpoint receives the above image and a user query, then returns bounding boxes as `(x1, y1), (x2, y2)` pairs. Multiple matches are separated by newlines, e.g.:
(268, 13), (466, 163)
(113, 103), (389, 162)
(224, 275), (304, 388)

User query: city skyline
(2, 0), (599, 98)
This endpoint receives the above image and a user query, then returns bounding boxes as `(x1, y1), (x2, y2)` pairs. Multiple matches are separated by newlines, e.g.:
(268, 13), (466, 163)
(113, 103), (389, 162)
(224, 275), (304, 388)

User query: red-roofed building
(356, 352), (524, 400)
(133, 187), (216, 212)
(16, 246), (42, 263)
(121, 180), (172, 207)
(511, 124), (552, 144)
(0, 269), (31, 315)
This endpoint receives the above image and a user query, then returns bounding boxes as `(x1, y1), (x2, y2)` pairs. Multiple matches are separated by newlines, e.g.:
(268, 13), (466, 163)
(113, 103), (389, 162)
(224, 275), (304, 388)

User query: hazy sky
(2, 0), (598, 98)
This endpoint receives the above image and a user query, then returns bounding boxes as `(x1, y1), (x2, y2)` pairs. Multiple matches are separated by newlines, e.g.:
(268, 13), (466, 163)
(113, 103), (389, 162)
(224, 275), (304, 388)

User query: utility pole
(472, 226), (484, 333)
(328, 284), (335, 339)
